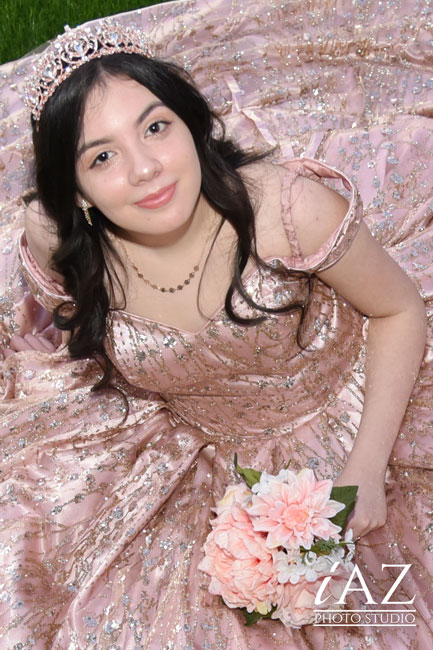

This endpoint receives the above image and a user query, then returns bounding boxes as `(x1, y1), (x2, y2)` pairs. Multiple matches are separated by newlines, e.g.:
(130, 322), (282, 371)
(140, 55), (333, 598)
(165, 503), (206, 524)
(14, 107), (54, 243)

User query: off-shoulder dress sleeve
(17, 229), (73, 313)
(277, 157), (364, 273)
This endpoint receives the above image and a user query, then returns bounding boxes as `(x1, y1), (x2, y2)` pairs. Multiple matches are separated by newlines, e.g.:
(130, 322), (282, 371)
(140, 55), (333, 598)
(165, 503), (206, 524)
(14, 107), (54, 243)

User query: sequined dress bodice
(105, 269), (364, 440)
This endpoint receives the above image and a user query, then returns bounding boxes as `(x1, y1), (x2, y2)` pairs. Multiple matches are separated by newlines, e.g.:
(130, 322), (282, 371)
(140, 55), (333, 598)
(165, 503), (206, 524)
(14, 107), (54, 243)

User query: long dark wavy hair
(31, 53), (312, 398)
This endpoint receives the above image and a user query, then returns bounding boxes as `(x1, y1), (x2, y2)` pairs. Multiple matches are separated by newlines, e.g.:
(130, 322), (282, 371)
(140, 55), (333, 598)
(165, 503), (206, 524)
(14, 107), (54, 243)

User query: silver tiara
(24, 20), (154, 121)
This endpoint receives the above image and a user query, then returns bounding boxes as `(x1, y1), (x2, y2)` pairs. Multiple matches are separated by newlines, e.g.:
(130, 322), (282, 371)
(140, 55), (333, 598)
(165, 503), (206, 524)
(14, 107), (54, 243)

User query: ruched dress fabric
(1, 1), (433, 649)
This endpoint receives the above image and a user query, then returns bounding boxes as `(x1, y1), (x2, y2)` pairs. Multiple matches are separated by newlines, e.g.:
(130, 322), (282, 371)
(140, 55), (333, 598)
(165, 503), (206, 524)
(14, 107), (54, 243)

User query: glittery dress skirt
(0, 1), (433, 648)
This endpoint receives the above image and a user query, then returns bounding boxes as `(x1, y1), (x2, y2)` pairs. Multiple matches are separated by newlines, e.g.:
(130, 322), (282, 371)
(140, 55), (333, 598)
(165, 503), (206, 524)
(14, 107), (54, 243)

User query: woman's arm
(24, 199), (64, 284)
(291, 176), (428, 539)
(2, 201), (66, 358)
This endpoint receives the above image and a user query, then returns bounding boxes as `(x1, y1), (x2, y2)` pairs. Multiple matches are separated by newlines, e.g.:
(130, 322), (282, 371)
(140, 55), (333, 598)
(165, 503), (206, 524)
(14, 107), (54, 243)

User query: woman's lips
(134, 183), (176, 209)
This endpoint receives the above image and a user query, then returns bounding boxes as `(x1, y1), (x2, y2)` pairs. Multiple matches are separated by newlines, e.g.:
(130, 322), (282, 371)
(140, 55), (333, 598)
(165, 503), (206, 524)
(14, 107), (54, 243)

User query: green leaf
(308, 538), (338, 555)
(240, 605), (277, 626)
(233, 453), (262, 489)
(329, 485), (358, 530)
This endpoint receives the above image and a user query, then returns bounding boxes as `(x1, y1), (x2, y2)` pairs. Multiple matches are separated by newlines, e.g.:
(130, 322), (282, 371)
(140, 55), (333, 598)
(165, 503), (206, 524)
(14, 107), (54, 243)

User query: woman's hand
(333, 467), (387, 540)
(2, 333), (58, 358)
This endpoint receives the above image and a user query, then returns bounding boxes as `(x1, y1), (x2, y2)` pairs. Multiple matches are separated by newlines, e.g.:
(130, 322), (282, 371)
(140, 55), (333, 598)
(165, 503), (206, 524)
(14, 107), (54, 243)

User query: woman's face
(76, 75), (203, 246)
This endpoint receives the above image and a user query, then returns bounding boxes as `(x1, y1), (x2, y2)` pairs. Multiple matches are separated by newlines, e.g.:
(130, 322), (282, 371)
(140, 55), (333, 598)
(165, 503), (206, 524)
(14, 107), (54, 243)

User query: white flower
(274, 550), (306, 585)
(312, 554), (335, 574)
(302, 551), (319, 582)
(251, 468), (295, 496)
(329, 546), (345, 563)
(274, 549), (324, 584)
(211, 484), (251, 515)
(343, 528), (356, 561)
(304, 551), (317, 566)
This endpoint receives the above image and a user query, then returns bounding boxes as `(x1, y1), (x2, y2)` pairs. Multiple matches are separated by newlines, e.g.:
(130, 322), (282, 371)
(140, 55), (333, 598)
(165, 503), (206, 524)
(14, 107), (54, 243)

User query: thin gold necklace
(113, 230), (212, 294)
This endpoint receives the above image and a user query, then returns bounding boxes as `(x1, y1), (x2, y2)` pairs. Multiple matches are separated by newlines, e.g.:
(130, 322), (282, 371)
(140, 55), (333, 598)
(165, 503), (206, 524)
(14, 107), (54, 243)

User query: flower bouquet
(198, 454), (357, 628)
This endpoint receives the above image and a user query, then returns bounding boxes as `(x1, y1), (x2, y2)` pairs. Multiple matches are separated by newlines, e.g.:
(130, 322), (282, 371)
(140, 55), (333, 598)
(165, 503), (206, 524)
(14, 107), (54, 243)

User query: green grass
(0, 0), (170, 64)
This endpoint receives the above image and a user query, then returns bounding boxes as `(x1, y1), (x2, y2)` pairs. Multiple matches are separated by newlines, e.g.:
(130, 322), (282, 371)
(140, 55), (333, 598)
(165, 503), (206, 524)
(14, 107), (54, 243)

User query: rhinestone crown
(24, 20), (153, 121)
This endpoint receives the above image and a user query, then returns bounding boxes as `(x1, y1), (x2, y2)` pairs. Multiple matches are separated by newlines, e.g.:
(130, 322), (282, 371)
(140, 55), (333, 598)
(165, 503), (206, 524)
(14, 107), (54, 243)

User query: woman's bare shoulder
(242, 160), (351, 260)
(240, 159), (278, 188)
(241, 160), (293, 258)
(24, 200), (64, 283)
(289, 173), (349, 258)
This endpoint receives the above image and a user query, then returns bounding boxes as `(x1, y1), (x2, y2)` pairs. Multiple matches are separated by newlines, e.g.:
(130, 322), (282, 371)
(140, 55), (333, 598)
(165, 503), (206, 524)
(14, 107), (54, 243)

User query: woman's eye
(145, 120), (169, 136)
(92, 151), (114, 167)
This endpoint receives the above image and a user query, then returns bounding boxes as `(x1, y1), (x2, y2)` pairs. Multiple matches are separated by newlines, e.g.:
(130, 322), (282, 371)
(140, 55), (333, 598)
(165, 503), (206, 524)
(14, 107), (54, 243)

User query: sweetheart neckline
(111, 255), (292, 336)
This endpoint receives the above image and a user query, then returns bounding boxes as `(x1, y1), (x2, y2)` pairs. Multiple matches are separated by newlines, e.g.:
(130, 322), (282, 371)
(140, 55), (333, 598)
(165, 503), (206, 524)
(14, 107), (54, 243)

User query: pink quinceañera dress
(0, 1), (432, 648)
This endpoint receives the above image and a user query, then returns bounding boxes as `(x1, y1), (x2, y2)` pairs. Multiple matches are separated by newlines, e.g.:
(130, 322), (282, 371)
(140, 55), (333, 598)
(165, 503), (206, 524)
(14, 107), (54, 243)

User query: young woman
(0, 2), (432, 648)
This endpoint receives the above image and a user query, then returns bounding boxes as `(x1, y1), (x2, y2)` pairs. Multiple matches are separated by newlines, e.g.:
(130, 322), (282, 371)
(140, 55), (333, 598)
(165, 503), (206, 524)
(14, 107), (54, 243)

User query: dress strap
(278, 157), (364, 273)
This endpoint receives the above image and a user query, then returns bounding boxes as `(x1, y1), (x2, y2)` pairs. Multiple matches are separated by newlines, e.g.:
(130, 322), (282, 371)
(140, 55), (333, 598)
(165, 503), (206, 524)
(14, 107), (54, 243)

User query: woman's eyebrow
(77, 101), (165, 158)
(77, 137), (112, 158)
(135, 101), (164, 126)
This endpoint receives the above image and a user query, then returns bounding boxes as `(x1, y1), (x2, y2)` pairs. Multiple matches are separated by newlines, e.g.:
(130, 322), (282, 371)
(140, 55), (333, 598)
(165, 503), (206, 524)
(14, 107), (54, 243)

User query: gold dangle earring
(81, 199), (93, 227)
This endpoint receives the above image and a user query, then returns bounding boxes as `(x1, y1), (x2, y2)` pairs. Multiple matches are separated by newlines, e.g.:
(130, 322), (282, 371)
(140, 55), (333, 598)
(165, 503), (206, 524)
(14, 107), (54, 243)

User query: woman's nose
(128, 147), (162, 185)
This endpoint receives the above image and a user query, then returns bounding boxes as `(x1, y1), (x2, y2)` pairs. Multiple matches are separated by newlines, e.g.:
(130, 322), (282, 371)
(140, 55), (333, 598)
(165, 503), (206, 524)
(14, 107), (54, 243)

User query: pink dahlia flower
(246, 468), (344, 550)
(198, 500), (278, 613)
